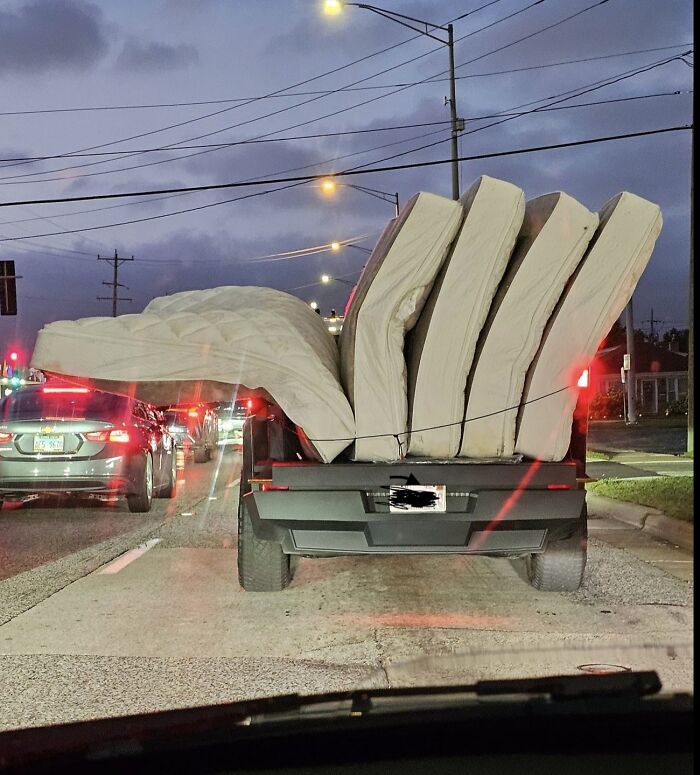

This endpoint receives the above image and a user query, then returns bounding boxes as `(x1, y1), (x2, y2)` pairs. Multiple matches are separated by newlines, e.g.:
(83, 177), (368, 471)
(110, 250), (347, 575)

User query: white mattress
(407, 175), (525, 458)
(458, 192), (599, 458)
(31, 287), (355, 464)
(338, 191), (464, 462)
(515, 191), (662, 461)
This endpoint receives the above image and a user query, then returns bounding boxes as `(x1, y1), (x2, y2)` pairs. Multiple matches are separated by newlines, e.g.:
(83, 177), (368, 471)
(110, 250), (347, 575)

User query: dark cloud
(115, 36), (198, 72)
(0, 0), (107, 75)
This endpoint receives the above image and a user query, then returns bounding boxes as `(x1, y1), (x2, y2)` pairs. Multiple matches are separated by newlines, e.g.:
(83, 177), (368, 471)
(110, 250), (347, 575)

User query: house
(590, 340), (688, 415)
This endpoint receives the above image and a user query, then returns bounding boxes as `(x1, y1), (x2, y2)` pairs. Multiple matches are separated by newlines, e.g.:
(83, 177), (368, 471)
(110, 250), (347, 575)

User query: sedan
(0, 384), (177, 513)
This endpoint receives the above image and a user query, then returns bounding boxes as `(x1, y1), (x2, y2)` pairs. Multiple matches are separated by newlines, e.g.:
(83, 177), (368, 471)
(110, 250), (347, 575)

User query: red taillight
(260, 484), (289, 492)
(187, 408), (199, 418)
(577, 369), (589, 388)
(85, 429), (130, 443)
(0, 432), (13, 442)
(43, 387), (90, 394)
(547, 483), (571, 490)
(246, 399), (253, 409)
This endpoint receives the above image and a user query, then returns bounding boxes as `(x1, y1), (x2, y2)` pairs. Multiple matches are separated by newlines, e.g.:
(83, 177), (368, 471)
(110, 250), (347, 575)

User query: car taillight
(547, 483), (571, 490)
(0, 432), (13, 442)
(85, 429), (131, 443)
(577, 368), (589, 388)
(43, 387), (90, 394)
(187, 408), (199, 418)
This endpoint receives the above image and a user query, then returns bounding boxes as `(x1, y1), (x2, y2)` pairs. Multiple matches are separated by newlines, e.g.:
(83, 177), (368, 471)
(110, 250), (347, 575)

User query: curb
(586, 492), (693, 552)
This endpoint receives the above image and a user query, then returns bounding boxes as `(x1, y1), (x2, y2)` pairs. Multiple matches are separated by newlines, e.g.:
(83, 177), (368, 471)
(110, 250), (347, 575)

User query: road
(588, 420), (689, 455)
(0, 448), (693, 731)
(587, 451), (694, 480)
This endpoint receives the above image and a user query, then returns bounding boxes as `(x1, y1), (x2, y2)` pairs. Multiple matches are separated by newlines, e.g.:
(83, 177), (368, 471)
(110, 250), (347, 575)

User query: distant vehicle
(0, 383), (176, 512)
(161, 403), (218, 462)
(216, 400), (253, 446)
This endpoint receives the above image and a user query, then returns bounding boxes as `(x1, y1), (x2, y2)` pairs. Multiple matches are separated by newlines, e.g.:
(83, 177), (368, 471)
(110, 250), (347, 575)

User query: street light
(320, 178), (400, 217)
(321, 274), (355, 287)
(323, 2), (462, 200)
(330, 241), (341, 251)
(310, 301), (319, 309)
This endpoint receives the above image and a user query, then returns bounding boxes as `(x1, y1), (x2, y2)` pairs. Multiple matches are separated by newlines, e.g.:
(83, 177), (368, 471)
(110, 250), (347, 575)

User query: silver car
(0, 384), (177, 512)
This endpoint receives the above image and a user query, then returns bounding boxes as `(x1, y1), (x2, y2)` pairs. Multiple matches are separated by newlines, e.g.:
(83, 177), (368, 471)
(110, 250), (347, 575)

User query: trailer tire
(527, 507), (587, 592)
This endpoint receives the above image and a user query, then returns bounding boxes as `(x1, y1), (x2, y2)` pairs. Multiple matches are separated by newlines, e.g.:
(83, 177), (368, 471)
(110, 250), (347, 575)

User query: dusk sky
(0, 0), (693, 359)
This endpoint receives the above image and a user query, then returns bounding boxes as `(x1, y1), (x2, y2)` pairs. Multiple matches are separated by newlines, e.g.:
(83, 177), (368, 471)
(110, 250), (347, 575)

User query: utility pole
(97, 250), (133, 317)
(446, 23), (461, 201)
(625, 298), (637, 424)
(688, 129), (694, 454)
(642, 307), (667, 342)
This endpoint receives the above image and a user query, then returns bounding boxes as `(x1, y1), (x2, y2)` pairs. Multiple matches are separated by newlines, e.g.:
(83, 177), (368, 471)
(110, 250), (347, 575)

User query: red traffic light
(9, 352), (18, 362)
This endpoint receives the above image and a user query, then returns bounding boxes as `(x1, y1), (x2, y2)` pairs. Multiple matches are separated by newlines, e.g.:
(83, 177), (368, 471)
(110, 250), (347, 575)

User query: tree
(661, 327), (689, 352)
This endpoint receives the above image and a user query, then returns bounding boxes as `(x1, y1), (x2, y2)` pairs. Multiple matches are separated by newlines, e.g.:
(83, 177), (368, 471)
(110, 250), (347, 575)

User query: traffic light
(9, 351), (18, 363)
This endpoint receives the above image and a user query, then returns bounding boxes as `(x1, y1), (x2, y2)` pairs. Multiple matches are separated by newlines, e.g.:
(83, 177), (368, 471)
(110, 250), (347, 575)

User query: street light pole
(326, 2), (461, 200)
(447, 23), (460, 201)
(625, 298), (637, 424)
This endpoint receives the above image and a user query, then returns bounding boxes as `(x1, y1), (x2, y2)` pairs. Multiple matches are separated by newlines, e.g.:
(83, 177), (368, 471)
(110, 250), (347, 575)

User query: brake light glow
(547, 483), (571, 490)
(247, 399), (254, 409)
(187, 408), (199, 417)
(577, 369), (589, 388)
(260, 484), (289, 492)
(85, 429), (131, 443)
(0, 432), (13, 442)
(43, 387), (90, 394)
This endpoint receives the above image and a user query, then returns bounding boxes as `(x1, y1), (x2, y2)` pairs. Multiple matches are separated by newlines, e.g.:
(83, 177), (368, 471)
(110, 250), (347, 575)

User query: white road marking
(97, 539), (161, 575)
(225, 477), (241, 489)
(181, 512), (194, 517)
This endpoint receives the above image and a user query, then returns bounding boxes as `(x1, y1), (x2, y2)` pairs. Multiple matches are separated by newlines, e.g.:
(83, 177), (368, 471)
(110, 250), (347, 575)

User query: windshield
(0, 0), (692, 745)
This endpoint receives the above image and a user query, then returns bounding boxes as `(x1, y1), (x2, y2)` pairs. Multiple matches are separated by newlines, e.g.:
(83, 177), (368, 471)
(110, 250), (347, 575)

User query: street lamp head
(323, 0), (343, 15)
(310, 301), (319, 310)
(321, 274), (331, 284)
(321, 177), (337, 195)
(330, 241), (340, 251)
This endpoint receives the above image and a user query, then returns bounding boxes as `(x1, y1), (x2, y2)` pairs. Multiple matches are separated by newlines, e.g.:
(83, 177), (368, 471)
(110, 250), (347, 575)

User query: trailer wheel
(527, 506), (587, 592)
(237, 498), (291, 591)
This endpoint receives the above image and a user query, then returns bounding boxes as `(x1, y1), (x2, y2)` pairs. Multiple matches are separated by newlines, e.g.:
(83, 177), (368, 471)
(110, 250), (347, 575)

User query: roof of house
(594, 341), (688, 375)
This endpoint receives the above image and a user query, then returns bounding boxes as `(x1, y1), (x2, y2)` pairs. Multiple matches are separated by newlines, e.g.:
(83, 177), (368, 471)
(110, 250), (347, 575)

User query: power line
(0, 0), (554, 183)
(0, 86), (689, 167)
(0, 0), (509, 176)
(0, 125), (689, 245)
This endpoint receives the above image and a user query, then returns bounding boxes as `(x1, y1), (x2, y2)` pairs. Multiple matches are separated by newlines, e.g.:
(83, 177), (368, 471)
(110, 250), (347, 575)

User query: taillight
(577, 368), (589, 388)
(260, 484), (289, 492)
(547, 483), (571, 490)
(187, 408), (199, 418)
(0, 432), (13, 442)
(43, 387), (90, 394)
(85, 429), (131, 443)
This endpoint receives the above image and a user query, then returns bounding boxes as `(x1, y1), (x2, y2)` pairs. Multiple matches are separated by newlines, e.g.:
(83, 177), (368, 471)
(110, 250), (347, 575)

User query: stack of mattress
(30, 180), (662, 466)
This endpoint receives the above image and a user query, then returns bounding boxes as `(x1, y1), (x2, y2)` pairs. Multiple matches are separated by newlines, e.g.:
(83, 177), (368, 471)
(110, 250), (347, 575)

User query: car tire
(193, 446), (208, 464)
(527, 507), (587, 592)
(157, 450), (177, 499)
(237, 499), (291, 592)
(127, 453), (154, 513)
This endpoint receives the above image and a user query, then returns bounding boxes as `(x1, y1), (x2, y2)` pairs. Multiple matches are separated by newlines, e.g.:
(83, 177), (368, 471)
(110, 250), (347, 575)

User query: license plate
(389, 484), (446, 513)
(33, 434), (65, 453)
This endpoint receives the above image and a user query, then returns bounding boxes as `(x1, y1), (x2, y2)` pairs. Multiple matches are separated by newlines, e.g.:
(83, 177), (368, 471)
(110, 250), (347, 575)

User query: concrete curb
(586, 492), (693, 552)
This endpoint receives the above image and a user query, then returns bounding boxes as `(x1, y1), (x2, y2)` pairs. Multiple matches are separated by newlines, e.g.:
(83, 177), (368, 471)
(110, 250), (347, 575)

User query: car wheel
(193, 446), (208, 463)
(237, 498), (291, 592)
(157, 450), (177, 499)
(127, 453), (154, 513)
(527, 507), (587, 591)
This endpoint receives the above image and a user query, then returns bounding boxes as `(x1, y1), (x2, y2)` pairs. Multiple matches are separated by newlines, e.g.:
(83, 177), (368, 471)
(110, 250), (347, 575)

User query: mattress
(458, 192), (599, 458)
(31, 287), (355, 464)
(515, 191), (663, 461)
(338, 191), (464, 462)
(406, 175), (525, 458)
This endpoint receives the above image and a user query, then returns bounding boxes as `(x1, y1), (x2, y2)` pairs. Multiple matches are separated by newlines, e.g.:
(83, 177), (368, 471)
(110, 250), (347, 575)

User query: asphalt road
(588, 421), (689, 455)
(0, 449), (693, 731)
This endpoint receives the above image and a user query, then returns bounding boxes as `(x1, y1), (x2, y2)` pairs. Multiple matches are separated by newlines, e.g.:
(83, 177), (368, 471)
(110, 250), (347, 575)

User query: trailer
(236, 386), (590, 594)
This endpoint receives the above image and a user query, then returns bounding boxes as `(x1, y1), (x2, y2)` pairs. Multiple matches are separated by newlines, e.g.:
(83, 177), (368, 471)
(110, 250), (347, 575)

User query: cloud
(115, 36), (198, 72)
(0, 0), (107, 75)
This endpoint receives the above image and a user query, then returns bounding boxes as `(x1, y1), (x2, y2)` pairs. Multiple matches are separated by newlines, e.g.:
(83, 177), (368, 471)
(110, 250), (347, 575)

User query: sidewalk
(587, 491), (693, 553)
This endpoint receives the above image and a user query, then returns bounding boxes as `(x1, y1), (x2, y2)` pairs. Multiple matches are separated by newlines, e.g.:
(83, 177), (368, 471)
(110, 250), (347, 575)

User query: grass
(586, 476), (694, 523)
(586, 450), (611, 461)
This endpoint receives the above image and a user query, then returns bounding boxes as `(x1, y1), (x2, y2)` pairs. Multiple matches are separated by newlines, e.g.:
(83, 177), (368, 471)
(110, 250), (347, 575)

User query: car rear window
(0, 388), (130, 421)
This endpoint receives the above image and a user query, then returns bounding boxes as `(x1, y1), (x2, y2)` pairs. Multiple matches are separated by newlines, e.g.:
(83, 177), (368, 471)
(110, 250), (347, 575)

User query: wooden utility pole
(97, 250), (133, 317)
(688, 132), (693, 454)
